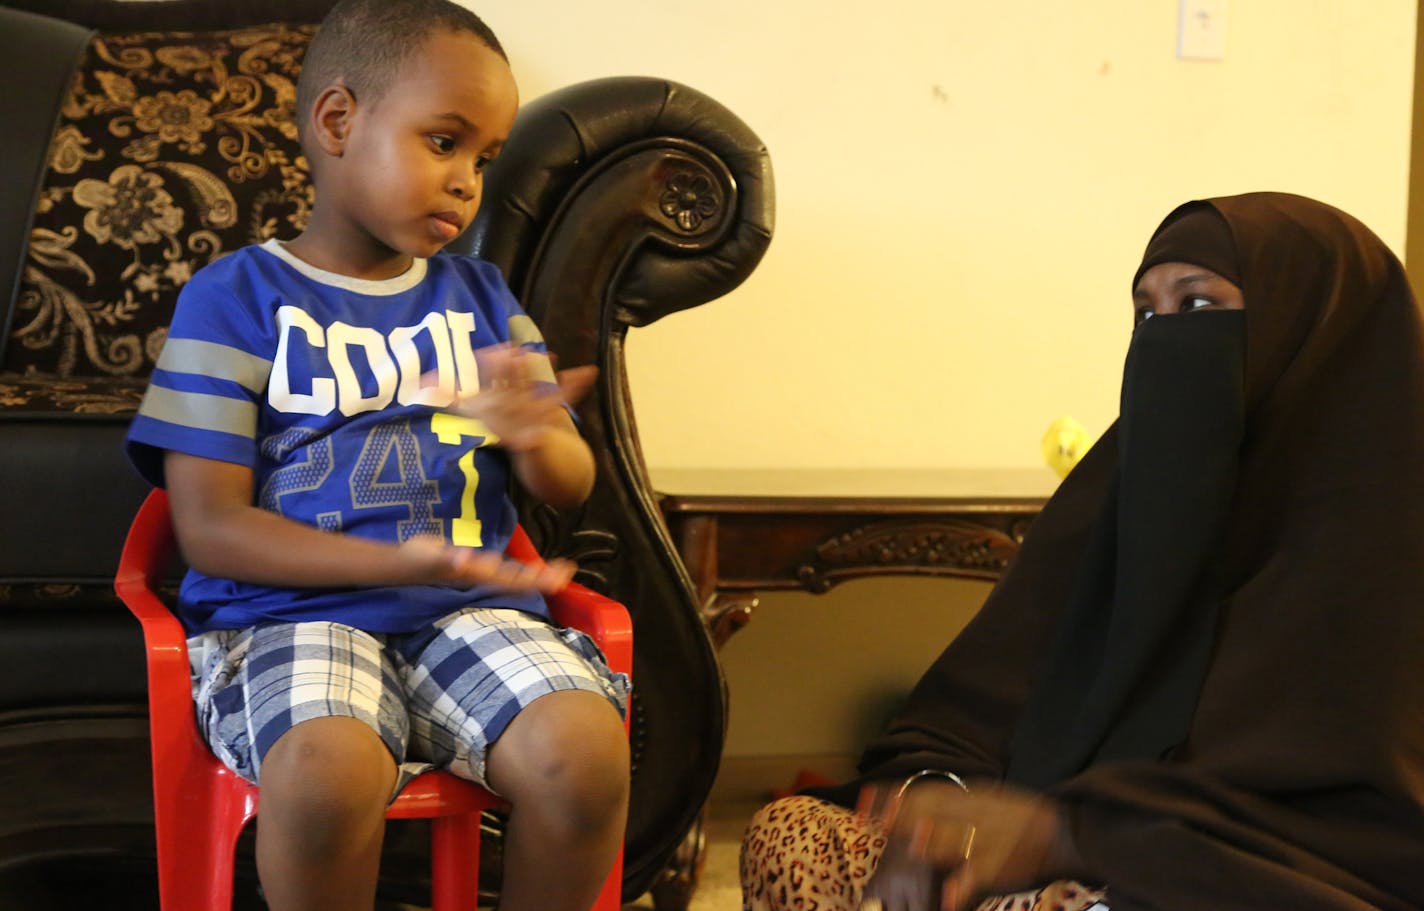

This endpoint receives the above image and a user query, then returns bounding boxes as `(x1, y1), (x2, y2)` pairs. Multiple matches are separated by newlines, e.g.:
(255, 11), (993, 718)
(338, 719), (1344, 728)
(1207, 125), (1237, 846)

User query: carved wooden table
(644, 468), (1055, 908)
(654, 468), (1056, 645)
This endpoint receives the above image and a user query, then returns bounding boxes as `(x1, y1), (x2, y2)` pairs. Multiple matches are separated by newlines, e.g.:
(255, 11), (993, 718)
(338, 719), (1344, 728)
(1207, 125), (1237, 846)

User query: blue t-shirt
(126, 239), (552, 633)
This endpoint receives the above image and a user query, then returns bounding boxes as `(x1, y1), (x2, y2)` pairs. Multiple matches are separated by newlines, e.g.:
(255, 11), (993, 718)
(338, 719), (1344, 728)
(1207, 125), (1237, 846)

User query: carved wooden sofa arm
(459, 75), (775, 895)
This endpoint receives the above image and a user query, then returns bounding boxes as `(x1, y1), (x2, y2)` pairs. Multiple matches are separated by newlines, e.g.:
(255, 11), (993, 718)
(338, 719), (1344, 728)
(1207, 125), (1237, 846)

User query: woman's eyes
(1135, 295), (1218, 326)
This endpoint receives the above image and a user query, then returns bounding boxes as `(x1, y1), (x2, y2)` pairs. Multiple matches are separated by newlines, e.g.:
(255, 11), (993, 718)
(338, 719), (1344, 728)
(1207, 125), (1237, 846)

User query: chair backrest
(115, 488), (178, 597)
(0, 0), (774, 898)
(115, 487), (268, 880)
(113, 487), (235, 790)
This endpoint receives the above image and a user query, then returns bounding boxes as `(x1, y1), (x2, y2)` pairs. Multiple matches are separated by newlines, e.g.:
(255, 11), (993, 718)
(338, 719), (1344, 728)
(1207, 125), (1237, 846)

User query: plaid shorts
(188, 607), (630, 793)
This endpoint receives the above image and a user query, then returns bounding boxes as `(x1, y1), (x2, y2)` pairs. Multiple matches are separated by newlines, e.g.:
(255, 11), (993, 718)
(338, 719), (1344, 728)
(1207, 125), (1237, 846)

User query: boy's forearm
(176, 501), (425, 588)
(165, 450), (429, 588)
(509, 424), (595, 509)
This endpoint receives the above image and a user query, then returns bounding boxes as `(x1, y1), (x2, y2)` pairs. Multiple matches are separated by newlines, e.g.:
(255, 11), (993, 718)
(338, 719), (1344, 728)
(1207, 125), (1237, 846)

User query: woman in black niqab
(741, 192), (1424, 911)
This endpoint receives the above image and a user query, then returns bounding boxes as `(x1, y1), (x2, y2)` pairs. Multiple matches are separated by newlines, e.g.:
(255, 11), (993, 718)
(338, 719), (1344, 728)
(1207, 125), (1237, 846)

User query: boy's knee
(260, 716), (395, 821)
(490, 691), (629, 829)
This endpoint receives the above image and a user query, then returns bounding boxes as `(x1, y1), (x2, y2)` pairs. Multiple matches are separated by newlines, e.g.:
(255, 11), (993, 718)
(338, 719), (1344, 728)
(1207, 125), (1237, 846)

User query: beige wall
(715, 577), (991, 758)
(468, 1), (1419, 762)
(1409, 0), (1424, 288)
(479, 0), (1416, 473)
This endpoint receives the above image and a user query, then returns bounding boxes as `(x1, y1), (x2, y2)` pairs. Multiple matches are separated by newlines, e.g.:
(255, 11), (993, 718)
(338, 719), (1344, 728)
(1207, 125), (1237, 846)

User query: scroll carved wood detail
(700, 592), (758, 647)
(526, 502), (624, 592)
(796, 519), (1028, 593)
(658, 171), (723, 233)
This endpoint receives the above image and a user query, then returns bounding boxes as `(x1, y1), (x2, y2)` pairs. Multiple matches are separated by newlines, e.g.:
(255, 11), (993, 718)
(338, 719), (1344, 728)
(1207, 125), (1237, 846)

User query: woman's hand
(860, 833), (950, 911)
(858, 779), (1080, 911)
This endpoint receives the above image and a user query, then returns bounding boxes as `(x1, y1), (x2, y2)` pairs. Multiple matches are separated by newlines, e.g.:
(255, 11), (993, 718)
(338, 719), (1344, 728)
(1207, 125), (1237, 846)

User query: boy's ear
(310, 84), (357, 155)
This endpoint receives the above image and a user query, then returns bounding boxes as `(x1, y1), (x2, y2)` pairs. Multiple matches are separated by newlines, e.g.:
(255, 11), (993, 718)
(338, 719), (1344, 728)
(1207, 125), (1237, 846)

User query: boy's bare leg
(486, 690), (630, 911)
(256, 716), (398, 911)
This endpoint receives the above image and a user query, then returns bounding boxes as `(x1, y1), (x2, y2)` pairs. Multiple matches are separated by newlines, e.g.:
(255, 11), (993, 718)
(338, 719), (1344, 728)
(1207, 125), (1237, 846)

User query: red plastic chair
(115, 487), (631, 911)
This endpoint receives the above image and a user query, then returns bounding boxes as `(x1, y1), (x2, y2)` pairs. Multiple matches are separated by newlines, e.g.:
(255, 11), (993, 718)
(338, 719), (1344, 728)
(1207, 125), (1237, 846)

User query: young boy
(124, 2), (630, 909)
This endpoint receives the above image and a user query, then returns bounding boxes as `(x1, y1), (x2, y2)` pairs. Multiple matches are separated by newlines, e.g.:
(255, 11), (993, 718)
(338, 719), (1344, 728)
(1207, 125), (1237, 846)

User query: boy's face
(324, 29), (518, 273)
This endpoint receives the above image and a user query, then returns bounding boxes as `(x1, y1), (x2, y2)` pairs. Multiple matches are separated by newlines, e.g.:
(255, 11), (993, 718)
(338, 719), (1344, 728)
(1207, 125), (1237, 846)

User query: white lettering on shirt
(270, 306), (337, 415)
(393, 311), (457, 406)
(269, 308), (479, 416)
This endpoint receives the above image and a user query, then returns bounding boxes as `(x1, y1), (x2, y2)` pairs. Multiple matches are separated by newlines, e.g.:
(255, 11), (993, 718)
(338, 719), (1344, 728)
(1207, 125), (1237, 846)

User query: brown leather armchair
(0, 1), (773, 906)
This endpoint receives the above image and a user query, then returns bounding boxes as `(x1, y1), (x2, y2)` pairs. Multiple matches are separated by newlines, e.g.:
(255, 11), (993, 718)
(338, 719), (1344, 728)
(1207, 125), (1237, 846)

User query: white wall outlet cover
(1178, 0), (1229, 61)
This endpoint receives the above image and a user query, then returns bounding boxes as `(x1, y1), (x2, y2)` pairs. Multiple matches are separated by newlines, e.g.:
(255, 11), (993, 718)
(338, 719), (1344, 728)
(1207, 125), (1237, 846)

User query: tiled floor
(624, 796), (760, 911)
(623, 755), (861, 911)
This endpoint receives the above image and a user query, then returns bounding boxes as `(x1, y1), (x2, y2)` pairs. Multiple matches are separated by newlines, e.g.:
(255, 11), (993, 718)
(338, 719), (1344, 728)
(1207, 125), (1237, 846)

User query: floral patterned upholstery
(4, 22), (316, 411)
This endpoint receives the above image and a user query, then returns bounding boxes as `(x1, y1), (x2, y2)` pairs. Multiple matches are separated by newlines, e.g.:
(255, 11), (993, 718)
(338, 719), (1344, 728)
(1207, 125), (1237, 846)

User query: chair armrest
(508, 523), (633, 678)
(547, 581), (633, 681)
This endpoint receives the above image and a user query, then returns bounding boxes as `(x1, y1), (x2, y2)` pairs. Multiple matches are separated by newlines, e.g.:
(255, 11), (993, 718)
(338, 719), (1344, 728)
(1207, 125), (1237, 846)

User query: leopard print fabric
(740, 795), (1108, 911)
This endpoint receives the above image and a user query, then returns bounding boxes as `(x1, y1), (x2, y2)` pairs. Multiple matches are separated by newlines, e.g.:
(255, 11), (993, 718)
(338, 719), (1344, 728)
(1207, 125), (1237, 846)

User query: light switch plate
(1178, 0), (1228, 61)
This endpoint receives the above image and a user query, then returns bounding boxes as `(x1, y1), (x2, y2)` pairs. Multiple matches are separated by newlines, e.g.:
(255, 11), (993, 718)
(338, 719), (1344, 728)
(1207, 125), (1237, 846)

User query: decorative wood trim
(796, 518), (1027, 593)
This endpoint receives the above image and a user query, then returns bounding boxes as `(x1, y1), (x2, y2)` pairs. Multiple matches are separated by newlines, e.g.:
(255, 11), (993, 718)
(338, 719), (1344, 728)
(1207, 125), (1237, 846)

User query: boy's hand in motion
(400, 535), (576, 594)
(439, 342), (598, 509)
(447, 343), (596, 452)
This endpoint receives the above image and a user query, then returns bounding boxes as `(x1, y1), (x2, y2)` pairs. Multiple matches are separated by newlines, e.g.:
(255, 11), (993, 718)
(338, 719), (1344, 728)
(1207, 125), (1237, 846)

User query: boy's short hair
(295, 0), (507, 147)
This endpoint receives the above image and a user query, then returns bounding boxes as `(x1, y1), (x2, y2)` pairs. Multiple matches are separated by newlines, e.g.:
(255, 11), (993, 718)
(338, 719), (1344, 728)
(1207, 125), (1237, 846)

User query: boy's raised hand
(400, 534), (576, 594)
(446, 343), (596, 452)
